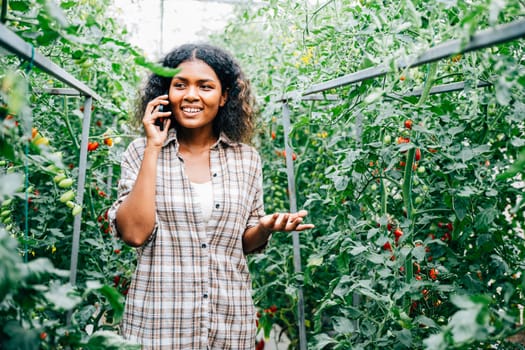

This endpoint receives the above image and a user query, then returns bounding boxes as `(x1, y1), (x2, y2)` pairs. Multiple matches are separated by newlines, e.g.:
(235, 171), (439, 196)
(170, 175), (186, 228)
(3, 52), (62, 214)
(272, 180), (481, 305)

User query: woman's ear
(220, 90), (228, 107)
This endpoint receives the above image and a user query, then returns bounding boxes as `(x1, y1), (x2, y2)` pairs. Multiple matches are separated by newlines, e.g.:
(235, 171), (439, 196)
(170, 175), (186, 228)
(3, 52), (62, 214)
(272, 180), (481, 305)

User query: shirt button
(201, 243), (207, 248)
(203, 293), (208, 299)
(212, 173), (217, 177)
(215, 203), (220, 209)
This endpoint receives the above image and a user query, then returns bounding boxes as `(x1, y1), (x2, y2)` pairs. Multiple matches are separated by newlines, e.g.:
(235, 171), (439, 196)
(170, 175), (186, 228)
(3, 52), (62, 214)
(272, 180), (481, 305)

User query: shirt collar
(162, 128), (238, 149)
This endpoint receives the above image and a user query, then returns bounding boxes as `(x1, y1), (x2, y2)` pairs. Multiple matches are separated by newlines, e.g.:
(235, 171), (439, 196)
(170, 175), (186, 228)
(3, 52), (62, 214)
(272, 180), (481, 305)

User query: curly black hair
(134, 43), (256, 143)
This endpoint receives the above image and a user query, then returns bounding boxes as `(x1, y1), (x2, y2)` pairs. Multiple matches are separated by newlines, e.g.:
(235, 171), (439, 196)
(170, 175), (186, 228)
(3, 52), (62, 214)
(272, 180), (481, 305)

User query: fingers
(268, 211), (314, 232)
(295, 223), (315, 231)
(143, 96), (171, 127)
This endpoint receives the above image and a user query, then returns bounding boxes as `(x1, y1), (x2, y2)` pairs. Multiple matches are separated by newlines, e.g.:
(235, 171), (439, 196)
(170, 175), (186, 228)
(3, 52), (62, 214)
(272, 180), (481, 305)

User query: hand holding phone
(154, 93), (171, 131)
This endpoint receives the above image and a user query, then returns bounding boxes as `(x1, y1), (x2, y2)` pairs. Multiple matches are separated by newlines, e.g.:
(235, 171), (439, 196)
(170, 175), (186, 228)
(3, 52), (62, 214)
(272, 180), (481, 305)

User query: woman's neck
(177, 128), (217, 153)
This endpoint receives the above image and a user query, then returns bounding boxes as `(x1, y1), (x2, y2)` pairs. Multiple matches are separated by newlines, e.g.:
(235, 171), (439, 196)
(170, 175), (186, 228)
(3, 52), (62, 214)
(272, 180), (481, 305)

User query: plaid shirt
(108, 129), (265, 349)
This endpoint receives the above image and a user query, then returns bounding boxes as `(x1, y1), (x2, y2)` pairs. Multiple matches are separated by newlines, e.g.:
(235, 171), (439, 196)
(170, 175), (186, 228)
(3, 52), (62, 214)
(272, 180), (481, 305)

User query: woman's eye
(201, 85), (212, 90)
(174, 83), (185, 89)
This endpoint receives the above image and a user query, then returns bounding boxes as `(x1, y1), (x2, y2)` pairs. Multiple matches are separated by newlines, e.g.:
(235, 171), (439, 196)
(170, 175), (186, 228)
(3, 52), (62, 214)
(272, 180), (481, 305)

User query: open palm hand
(260, 210), (315, 233)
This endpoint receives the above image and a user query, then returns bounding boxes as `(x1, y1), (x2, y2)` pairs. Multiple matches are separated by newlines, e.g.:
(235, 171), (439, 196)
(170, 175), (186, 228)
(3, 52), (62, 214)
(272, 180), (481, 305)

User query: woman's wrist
(144, 144), (162, 156)
(259, 223), (273, 237)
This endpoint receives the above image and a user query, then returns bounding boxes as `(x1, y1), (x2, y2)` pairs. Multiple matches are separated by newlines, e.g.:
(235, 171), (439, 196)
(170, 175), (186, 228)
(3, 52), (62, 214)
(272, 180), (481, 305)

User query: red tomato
(415, 148), (421, 161)
(404, 119), (413, 129)
(87, 141), (99, 152)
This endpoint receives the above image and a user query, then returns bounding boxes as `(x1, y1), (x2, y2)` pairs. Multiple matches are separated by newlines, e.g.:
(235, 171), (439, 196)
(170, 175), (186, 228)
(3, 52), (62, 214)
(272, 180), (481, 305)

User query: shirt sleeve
(245, 150), (269, 253)
(108, 139), (158, 246)
(246, 151), (265, 228)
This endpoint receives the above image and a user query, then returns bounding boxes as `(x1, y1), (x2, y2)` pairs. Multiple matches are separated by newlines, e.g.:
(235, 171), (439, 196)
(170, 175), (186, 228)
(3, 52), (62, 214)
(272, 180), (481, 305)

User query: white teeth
(183, 107), (201, 113)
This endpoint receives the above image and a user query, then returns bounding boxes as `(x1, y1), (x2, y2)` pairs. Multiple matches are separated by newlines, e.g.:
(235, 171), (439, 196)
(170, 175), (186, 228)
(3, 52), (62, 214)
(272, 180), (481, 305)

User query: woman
(108, 43), (314, 349)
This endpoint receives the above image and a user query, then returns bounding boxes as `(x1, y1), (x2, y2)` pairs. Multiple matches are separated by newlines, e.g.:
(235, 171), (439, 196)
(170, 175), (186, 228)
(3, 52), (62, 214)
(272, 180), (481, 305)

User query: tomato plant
(0, 0), (144, 348)
(215, 0), (525, 348)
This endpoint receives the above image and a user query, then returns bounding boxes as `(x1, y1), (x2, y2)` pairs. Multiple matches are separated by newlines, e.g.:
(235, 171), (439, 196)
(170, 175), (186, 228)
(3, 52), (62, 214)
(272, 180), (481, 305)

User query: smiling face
(168, 59), (227, 135)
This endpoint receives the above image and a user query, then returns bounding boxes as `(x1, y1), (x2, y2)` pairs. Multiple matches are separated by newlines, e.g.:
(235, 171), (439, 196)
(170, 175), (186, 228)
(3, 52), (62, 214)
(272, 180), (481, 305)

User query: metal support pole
(69, 96), (92, 286)
(282, 102), (307, 350)
(275, 19), (525, 102)
(0, 23), (102, 100)
(1, 0), (8, 23)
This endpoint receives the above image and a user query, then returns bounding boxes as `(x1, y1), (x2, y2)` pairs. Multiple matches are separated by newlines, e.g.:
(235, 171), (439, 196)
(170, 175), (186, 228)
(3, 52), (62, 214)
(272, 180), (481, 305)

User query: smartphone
(154, 92), (171, 131)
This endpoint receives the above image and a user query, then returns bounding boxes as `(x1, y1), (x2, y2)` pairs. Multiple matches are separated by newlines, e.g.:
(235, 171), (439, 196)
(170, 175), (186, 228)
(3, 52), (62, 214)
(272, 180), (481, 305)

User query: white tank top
(191, 181), (213, 223)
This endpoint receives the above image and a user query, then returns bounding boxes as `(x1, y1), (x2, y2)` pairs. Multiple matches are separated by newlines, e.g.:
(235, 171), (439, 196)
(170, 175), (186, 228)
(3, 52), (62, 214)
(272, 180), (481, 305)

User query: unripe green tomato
(415, 196), (423, 205)
(0, 160), (6, 166)
(54, 173), (67, 183)
(371, 183), (378, 191)
(72, 204), (82, 216)
(26, 186), (34, 194)
(59, 190), (76, 203)
(1, 210), (10, 218)
(417, 166), (426, 174)
(2, 216), (12, 224)
(1, 199), (12, 207)
(81, 60), (94, 68)
(422, 185), (429, 192)
(66, 200), (76, 209)
(383, 134), (392, 145)
(46, 164), (62, 173)
(5, 224), (13, 231)
(58, 178), (74, 189)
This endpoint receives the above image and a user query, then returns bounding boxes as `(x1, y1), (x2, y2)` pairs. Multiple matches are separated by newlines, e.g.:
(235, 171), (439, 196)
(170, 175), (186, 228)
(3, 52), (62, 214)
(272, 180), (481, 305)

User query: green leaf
(84, 331), (141, 350)
(9, 1), (30, 11)
(394, 328), (413, 347)
(423, 332), (447, 350)
(99, 285), (125, 323)
(0, 173), (23, 199)
(313, 333), (337, 349)
(0, 140), (16, 162)
(453, 196), (469, 221)
(307, 254), (324, 267)
(349, 244), (367, 256)
(43, 282), (82, 311)
(414, 315), (439, 329)
(2, 321), (40, 350)
(22, 258), (69, 283)
(43, 0), (69, 27)
(60, 1), (77, 9)
(412, 245), (427, 262)
(447, 126), (465, 136)
(496, 148), (525, 180)
(134, 57), (181, 77)
(474, 207), (498, 231)
(332, 316), (354, 334)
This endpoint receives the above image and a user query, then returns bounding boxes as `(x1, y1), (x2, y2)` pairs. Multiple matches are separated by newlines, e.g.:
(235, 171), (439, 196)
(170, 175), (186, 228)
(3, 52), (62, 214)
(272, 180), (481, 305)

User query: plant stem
(63, 97), (80, 150)
(416, 62), (437, 107)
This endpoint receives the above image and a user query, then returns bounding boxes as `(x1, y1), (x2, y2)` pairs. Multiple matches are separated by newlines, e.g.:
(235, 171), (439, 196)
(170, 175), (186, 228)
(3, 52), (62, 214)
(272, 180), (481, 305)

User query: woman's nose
(184, 85), (199, 101)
